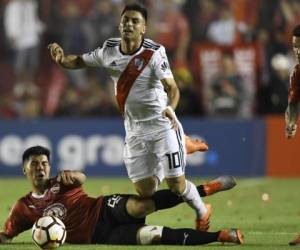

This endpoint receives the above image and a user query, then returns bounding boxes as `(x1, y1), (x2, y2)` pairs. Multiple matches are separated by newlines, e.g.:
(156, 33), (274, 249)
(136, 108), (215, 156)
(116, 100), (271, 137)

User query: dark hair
(293, 25), (300, 37)
(121, 3), (147, 22)
(22, 146), (50, 163)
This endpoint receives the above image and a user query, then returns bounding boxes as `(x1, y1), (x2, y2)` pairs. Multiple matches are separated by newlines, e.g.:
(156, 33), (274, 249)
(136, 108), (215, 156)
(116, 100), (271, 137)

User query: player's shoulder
(142, 38), (162, 51)
(103, 38), (121, 48)
(8, 196), (28, 214)
(19, 193), (31, 202)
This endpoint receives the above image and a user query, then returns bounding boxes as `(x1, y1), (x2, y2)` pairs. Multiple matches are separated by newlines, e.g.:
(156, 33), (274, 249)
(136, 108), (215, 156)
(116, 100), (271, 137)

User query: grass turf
(0, 177), (299, 250)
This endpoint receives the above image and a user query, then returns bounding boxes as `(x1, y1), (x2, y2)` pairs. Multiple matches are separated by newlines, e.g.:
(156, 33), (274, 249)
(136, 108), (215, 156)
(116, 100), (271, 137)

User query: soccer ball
(32, 216), (66, 249)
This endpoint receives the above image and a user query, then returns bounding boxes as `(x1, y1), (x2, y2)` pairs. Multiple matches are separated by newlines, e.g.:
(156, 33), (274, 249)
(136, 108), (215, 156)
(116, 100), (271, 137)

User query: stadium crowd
(0, 0), (299, 119)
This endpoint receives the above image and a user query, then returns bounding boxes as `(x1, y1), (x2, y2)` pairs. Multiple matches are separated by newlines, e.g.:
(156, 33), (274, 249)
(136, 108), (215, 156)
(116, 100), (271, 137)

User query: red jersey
(2, 181), (104, 244)
(288, 64), (300, 103)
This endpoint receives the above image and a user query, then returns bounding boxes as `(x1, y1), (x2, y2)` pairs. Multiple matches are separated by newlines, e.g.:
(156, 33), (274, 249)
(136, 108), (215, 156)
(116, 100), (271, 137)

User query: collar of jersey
(31, 189), (48, 199)
(119, 38), (144, 56)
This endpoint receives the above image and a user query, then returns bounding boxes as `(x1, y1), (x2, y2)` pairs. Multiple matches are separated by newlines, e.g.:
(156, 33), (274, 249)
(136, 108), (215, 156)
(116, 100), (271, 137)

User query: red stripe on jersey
(116, 49), (154, 114)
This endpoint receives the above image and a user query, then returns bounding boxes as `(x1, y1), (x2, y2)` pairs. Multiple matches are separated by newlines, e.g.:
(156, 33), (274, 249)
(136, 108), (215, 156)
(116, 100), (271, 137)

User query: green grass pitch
(0, 177), (299, 250)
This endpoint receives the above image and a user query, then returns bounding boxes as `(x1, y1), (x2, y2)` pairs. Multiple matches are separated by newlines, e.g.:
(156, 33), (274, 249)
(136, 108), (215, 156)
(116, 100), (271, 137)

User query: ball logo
(43, 203), (67, 220)
(134, 58), (144, 71)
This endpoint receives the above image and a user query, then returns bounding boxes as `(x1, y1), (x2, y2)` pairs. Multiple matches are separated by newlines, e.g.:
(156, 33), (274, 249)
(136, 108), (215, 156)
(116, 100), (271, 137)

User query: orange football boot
(195, 204), (212, 231)
(203, 176), (236, 196)
(218, 228), (244, 244)
(185, 135), (209, 154)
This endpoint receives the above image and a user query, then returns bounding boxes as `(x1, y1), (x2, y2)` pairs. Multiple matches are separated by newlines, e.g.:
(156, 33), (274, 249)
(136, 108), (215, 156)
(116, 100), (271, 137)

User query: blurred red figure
(150, 0), (192, 85)
(285, 25), (300, 139)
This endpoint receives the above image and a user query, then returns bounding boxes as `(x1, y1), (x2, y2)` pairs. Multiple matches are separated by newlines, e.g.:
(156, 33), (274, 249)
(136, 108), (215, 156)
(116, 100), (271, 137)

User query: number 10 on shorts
(166, 152), (182, 169)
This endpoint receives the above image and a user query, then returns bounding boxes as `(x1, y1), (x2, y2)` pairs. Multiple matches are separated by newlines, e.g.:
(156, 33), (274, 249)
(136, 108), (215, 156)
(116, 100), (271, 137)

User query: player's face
(23, 154), (51, 188)
(119, 11), (146, 41)
(293, 36), (300, 63)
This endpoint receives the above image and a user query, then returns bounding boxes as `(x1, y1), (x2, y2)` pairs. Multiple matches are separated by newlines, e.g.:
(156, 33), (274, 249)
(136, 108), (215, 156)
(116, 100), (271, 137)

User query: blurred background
(0, 0), (300, 177)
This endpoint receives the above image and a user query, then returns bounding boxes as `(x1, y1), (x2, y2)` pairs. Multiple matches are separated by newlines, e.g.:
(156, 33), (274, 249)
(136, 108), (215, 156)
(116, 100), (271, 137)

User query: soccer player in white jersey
(48, 3), (221, 231)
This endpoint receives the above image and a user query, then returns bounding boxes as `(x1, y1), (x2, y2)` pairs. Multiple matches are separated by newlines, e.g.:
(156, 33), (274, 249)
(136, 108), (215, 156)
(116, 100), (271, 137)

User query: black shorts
(91, 194), (146, 245)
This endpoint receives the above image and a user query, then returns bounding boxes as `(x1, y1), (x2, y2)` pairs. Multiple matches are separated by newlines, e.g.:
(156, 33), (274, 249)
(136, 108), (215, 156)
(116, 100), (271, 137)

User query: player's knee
(167, 181), (185, 195)
(136, 225), (163, 245)
(166, 177), (186, 195)
(136, 187), (156, 198)
(127, 197), (154, 218)
(134, 178), (157, 198)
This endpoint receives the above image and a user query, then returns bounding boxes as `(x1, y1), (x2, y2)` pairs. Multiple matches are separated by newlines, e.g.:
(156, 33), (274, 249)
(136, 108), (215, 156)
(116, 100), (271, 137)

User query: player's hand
(48, 43), (64, 64)
(0, 232), (11, 243)
(56, 170), (76, 185)
(286, 124), (297, 139)
(162, 106), (179, 130)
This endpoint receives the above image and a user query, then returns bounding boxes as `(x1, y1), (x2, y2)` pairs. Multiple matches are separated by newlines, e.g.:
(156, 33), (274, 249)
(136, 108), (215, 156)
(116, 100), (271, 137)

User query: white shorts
(123, 124), (186, 183)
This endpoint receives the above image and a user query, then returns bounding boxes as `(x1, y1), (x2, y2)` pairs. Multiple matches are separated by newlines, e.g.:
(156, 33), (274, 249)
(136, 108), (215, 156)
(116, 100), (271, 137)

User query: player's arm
(0, 232), (12, 243)
(285, 102), (299, 139)
(48, 43), (87, 69)
(56, 170), (86, 186)
(161, 78), (180, 129)
(1, 200), (30, 242)
(161, 78), (180, 110)
(285, 66), (300, 139)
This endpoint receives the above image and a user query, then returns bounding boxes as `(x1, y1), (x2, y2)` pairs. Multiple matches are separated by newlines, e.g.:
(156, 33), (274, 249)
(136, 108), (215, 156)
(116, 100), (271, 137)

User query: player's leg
(123, 135), (161, 198)
(105, 224), (244, 245)
(126, 175), (236, 218)
(133, 176), (157, 198)
(162, 126), (211, 231)
(165, 175), (212, 231)
(91, 194), (146, 244)
(126, 195), (156, 218)
(136, 225), (244, 245)
(123, 131), (230, 199)
(151, 175), (236, 211)
(134, 135), (208, 197)
(200, 175), (237, 196)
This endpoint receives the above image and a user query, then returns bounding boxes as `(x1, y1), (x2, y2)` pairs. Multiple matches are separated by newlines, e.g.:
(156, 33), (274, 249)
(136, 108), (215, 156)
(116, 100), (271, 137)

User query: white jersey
(82, 38), (174, 135)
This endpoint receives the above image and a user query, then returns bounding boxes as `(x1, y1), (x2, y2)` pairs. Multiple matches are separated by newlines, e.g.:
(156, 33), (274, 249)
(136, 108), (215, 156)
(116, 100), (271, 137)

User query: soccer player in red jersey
(48, 3), (211, 231)
(285, 25), (300, 139)
(0, 146), (243, 245)
(286, 25), (300, 246)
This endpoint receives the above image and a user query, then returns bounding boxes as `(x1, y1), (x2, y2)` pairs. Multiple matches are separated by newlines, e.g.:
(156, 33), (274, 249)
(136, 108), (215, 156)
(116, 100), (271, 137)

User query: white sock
(181, 180), (207, 218)
(155, 167), (165, 188)
(154, 176), (160, 191)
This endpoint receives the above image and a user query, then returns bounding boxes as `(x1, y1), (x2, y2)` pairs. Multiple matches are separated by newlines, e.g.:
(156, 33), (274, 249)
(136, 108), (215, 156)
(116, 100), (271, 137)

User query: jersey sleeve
(82, 46), (104, 67)
(288, 65), (300, 103)
(2, 200), (31, 238)
(152, 46), (174, 80)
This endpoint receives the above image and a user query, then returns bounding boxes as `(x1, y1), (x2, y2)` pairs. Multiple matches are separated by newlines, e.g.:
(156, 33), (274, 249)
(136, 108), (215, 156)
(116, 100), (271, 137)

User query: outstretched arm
(285, 102), (299, 139)
(48, 43), (86, 69)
